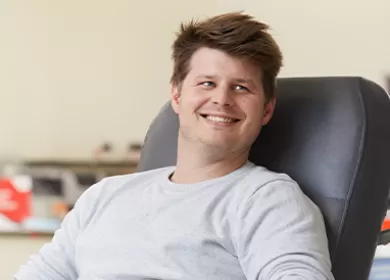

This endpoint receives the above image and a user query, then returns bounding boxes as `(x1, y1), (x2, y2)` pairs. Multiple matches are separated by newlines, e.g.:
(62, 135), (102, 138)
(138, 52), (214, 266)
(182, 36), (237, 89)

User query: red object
(0, 178), (31, 223)
(382, 219), (390, 231)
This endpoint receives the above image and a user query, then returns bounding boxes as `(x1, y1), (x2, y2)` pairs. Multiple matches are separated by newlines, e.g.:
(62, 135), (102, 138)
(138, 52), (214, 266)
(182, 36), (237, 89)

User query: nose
(212, 85), (233, 107)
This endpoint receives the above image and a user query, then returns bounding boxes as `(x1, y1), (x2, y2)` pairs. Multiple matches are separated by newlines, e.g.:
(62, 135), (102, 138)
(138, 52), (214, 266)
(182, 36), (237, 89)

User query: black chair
(137, 77), (390, 280)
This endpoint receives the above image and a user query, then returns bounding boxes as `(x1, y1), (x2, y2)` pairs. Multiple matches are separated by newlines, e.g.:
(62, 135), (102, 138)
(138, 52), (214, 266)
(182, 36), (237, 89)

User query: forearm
(260, 251), (334, 280)
(13, 235), (77, 280)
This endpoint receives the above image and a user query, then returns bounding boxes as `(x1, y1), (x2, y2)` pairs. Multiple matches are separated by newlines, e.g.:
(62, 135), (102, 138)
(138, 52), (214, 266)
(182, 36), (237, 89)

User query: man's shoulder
(247, 164), (294, 183)
(242, 164), (299, 195)
(239, 164), (320, 218)
(237, 163), (320, 210)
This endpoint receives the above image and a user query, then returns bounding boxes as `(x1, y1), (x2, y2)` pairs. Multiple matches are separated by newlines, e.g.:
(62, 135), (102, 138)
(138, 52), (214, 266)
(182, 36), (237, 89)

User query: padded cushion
(137, 77), (390, 280)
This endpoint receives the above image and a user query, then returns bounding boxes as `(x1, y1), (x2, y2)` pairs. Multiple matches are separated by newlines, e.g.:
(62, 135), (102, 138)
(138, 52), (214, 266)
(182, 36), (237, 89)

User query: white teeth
(205, 115), (235, 123)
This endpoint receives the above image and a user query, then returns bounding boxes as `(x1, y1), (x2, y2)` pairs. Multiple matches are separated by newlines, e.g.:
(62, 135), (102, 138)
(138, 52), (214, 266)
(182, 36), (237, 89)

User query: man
(15, 12), (334, 280)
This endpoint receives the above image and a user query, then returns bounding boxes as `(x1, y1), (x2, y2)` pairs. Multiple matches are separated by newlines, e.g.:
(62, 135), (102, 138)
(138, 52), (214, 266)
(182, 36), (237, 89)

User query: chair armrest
(378, 229), (390, 245)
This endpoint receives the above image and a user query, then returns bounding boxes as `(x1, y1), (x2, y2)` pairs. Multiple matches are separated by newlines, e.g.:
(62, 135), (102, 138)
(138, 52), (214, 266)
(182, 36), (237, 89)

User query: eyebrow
(195, 75), (254, 84)
(234, 78), (255, 86)
(195, 75), (216, 80)
(194, 75), (257, 89)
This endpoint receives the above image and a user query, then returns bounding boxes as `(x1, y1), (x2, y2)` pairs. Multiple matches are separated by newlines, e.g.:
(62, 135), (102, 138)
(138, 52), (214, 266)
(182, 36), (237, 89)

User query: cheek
(182, 92), (209, 112)
(240, 98), (264, 120)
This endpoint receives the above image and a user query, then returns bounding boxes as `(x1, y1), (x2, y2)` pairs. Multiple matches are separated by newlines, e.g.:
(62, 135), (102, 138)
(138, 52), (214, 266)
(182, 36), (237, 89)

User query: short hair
(170, 12), (283, 101)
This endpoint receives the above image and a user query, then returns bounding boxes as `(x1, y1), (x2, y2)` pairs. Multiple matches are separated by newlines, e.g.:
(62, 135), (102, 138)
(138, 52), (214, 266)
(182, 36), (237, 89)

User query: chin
(199, 137), (239, 150)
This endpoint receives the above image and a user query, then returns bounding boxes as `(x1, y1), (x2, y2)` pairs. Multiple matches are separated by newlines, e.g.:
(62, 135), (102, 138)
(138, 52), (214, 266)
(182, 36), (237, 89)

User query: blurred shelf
(0, 230), (54, 238)
(25, 159), (139, 176)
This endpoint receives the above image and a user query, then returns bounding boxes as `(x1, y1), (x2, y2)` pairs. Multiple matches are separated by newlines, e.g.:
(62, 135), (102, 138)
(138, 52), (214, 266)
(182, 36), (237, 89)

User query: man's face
(171, 47), (275, 154)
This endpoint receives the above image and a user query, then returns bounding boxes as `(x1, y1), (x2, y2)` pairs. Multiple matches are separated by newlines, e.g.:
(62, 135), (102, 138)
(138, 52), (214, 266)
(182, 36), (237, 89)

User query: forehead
(187, 47), (262, 80)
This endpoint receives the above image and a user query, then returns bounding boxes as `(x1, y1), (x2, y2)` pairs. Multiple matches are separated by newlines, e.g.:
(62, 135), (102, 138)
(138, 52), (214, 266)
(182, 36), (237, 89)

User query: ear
(261, 97), (276, 126)
(170, 82), (181, 114)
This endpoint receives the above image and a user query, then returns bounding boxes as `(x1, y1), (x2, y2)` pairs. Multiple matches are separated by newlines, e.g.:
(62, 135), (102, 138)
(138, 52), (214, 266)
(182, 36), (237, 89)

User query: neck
(171, 137), (250, 184)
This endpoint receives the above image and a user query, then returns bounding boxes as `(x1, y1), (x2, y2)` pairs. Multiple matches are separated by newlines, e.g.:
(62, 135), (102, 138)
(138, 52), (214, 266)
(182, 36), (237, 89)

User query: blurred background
(0, 0), (389, 279)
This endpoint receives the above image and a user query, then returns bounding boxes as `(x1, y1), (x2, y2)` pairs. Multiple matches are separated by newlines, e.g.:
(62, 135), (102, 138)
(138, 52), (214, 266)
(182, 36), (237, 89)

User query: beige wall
(215, 0), (389, 83)
(0, 1), (389, 160)
(0, 1), (217, 160)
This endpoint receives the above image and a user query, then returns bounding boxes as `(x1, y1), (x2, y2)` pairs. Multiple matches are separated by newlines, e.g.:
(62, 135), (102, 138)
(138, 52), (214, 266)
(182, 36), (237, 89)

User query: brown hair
(170, 12), (283, 101)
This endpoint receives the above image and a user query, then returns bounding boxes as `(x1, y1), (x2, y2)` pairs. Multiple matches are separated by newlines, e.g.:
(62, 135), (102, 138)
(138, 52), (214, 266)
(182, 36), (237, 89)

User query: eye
(234, 84), (249, 92)
(201, 81), (215, 87)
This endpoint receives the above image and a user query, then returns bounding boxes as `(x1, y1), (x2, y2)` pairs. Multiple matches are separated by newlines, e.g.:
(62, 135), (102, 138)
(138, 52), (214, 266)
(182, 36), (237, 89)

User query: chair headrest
(138, 76), (390, 279)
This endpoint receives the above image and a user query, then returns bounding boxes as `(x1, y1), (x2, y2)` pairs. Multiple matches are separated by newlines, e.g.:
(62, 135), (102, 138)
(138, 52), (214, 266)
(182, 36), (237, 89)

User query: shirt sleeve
(235, 179), (335, 280)
(13, 178), (107, 280)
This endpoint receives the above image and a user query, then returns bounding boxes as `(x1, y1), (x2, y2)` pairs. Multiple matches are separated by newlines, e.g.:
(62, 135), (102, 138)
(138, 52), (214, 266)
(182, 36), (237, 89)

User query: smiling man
(169, 46), (274, 184)
(15, 12), (334, 280)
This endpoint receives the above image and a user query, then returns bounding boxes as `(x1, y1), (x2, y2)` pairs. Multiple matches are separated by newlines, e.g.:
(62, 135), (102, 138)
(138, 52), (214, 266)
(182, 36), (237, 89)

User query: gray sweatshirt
(14, 161), (334, 280)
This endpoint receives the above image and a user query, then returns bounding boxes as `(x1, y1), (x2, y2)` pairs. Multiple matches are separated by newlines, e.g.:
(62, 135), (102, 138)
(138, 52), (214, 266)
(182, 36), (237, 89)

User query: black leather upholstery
(137, 77), (390, 280)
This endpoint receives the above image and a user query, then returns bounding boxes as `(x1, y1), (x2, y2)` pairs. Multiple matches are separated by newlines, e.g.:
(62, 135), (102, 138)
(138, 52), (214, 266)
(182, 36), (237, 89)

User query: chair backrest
(137, 76), (390, 280)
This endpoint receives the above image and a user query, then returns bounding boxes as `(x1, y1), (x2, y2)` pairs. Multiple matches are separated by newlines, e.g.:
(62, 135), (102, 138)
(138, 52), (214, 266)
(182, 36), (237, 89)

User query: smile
(200, 114), (240, 123)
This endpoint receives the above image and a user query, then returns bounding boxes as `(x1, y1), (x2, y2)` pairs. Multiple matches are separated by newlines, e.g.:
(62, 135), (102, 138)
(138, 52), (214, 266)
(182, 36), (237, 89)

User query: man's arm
(13, 179), (107, 280)
(235, 180), (334, 280)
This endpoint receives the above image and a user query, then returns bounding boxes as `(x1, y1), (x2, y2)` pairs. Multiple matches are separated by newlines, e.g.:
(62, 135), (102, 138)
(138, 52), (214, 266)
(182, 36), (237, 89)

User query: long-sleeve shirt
(14, 161), (334, 280)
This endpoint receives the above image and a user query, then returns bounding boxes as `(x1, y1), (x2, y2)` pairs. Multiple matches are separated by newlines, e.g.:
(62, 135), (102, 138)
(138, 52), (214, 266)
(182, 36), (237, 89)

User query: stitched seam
(332, 77), (367, 261)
